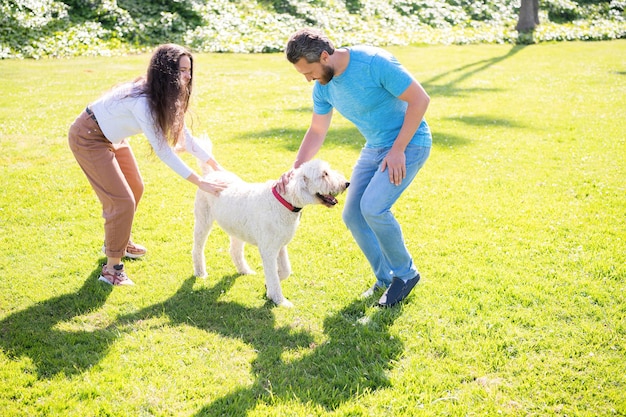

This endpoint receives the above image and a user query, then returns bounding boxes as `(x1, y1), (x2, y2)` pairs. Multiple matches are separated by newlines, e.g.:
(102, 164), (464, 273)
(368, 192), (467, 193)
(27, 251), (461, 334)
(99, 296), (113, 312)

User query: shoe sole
(98, 275), (112, 285)
(123, 251), (146, 259)
(98, 275), (135, 286)
(360, 284), (387, 299)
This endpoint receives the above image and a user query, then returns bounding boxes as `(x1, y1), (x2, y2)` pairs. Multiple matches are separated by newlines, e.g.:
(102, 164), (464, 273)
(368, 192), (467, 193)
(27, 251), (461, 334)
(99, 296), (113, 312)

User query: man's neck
(331, 48), (350, 77)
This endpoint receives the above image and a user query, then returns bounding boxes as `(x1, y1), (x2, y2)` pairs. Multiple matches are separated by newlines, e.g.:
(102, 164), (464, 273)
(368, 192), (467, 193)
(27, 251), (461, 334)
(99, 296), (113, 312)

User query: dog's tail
(175, 134), (215, 176)
(196, 135), (215, 176)
(198, 158), (215, 177)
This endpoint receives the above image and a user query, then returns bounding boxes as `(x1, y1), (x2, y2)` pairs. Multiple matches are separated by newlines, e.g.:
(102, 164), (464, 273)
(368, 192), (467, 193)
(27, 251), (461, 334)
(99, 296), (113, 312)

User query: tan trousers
(68, 110), (144, 258)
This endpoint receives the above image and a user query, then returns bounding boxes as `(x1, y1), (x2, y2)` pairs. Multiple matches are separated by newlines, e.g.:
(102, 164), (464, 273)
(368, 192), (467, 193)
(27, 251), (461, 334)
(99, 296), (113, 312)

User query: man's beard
(317, 64), (335, 85)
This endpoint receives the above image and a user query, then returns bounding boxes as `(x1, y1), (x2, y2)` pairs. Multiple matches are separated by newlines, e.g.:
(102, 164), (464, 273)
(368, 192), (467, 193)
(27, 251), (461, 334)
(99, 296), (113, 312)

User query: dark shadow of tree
(0, 263), (114, 379)
(192, 295), (404, 415)
(443, 115), (528, 129)
(420, 45), (527, 98)
(234, 126), (366, 152)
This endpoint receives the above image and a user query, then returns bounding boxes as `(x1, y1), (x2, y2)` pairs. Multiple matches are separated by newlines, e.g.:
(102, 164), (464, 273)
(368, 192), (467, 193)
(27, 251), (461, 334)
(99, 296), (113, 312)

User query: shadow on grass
(111, 275), (404, 414)
(116, 275), (313, 354)
(432, 131), (471, 148)
(233, 125), (366, 152)
(431, 115), (530, 148)
(0, 266), (406, 413)
(421, 45), (527, 98)
(443, 115), (529, 129)
(0, 264), (113, 379)
(193, 296), (404, 414)
(238, 124), (475, 149)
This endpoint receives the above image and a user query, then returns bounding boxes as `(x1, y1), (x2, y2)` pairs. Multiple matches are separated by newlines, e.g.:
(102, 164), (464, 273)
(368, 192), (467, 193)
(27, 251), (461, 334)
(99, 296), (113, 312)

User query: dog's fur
(192, 160), (349, 307)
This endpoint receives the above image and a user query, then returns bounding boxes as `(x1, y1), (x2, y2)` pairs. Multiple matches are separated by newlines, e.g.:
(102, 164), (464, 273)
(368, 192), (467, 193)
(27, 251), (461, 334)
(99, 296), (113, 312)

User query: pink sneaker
(101, 240), (147, 259)
(124, 240), (147, 259)
(99, 264), (134, 286)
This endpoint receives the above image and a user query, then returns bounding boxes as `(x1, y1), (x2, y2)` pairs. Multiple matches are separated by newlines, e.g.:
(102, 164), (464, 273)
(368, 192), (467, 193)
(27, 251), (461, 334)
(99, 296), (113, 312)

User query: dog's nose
(345, 182), (350, 188)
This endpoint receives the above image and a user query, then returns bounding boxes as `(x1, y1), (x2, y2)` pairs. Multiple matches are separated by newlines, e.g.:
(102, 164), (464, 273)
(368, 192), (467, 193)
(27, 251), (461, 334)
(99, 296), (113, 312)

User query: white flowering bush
(1, 0), (624, 58)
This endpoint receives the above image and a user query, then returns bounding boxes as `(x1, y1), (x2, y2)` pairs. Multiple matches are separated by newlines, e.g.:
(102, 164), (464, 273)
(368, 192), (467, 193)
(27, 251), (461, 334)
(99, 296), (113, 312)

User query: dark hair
(285, 28), (335, 64)
(139, 44), (193, 147)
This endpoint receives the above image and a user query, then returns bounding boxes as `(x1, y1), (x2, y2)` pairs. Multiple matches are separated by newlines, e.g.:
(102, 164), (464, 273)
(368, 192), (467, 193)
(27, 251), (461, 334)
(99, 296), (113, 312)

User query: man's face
(293, 53), (335, 85)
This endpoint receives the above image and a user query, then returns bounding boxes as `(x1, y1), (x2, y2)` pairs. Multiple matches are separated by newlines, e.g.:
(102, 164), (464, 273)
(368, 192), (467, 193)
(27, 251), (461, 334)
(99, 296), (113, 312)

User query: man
(277, 28), (432, 307)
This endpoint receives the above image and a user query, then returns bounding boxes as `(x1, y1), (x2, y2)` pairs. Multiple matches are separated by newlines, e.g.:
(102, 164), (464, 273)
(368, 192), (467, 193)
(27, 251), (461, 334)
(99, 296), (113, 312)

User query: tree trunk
(516, 0), (540, 32)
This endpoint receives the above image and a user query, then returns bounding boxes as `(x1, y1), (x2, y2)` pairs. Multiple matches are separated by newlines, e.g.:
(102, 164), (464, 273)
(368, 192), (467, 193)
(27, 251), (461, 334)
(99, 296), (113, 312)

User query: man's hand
(275, 169), (294, 194)
(381, 149), (406, 186)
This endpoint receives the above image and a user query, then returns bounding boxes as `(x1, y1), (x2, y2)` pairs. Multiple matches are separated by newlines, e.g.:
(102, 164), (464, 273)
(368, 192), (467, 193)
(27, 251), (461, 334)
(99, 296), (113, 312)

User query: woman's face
(179, 55), (192, 85)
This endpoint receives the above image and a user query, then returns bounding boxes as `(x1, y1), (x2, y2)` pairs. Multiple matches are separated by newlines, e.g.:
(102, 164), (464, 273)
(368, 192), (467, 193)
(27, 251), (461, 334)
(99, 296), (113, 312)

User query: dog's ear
(298, 166), (310, 185)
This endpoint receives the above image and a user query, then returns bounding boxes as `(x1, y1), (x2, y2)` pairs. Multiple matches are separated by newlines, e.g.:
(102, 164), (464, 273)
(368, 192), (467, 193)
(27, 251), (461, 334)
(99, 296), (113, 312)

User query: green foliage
(543, 0), (625, 22)
(0, 0), (625, 57)
(545, 0), (583, 22)
(115, 0), (204, 44)
(0, 0), (68, 57)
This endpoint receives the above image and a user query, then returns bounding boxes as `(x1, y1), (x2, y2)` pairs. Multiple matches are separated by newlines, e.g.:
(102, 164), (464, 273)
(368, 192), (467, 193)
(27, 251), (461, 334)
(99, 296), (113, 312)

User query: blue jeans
(342, 144), (430, 287)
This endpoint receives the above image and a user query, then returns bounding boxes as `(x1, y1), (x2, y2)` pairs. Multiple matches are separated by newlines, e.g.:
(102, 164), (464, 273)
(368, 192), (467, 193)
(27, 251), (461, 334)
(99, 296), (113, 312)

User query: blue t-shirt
(313, 45), (431, 148)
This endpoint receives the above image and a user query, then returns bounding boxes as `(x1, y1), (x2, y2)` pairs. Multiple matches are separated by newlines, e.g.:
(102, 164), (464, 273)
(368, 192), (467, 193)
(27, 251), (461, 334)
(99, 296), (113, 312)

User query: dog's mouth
(317, 193), (338, 207)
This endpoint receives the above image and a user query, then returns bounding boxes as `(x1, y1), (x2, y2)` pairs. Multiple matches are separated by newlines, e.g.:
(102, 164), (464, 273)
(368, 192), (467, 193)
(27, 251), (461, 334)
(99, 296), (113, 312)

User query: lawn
(0, 40), (625, 416)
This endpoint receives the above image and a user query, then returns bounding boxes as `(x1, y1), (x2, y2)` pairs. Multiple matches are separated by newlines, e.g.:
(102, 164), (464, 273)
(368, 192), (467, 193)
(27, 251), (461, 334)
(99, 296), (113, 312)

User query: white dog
(192, 160), (349, 307)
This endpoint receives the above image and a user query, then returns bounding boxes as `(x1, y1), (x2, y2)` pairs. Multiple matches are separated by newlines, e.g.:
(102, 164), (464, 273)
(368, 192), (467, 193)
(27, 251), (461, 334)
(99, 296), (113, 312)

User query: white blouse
(90, 82), (212, 179)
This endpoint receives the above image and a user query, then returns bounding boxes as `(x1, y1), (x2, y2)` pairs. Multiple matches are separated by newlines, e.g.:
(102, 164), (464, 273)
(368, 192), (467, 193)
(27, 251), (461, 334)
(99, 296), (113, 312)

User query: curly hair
(139, 44), (194, 147)
(285, 28), (335, 64)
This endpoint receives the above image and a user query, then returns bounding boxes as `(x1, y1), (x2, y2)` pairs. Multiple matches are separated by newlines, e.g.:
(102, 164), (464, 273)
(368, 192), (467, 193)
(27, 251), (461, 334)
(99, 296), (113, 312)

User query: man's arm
(382, 80), (430, 185)
(276, 111), (333, 192)
(293, 111), (333, 168)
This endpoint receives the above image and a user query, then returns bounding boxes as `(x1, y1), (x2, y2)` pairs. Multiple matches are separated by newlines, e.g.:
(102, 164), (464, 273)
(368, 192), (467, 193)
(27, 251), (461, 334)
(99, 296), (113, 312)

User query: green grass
(1, 40), (625, 416)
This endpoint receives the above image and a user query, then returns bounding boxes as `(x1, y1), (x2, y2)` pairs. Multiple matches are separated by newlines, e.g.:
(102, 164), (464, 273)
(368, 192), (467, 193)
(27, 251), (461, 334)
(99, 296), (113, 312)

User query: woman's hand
(198, 178), (229, 195)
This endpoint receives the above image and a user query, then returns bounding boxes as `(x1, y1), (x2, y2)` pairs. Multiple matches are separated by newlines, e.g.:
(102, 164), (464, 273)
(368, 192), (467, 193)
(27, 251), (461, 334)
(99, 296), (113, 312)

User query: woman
(69, 44), (227, 286)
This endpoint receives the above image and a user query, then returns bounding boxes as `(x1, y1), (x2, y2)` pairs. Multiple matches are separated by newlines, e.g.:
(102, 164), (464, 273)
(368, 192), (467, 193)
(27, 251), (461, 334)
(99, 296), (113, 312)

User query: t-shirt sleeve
(312, 83), (333, 115)
(371, 52), (415, 98)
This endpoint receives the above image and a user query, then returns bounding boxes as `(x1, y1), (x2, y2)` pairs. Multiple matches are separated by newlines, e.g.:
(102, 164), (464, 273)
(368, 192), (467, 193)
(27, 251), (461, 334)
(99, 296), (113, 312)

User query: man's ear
(320, 50), (330, 64)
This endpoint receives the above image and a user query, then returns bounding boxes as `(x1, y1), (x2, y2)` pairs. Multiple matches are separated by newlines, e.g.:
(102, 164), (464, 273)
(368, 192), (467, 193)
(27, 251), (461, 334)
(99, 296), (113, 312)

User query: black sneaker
(378, 273), (421, 307)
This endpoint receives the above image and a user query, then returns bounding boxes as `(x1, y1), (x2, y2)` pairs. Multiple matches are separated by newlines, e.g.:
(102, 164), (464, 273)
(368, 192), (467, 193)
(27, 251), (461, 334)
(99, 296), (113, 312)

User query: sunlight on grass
(0, 41), (625, 416)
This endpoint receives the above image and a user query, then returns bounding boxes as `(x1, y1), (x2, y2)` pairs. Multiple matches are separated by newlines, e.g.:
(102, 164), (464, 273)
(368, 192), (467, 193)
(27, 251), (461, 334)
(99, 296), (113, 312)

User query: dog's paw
(277, 298), (294, 308)
(194, 271), (208, 278)
(238, 268), (256, 275)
